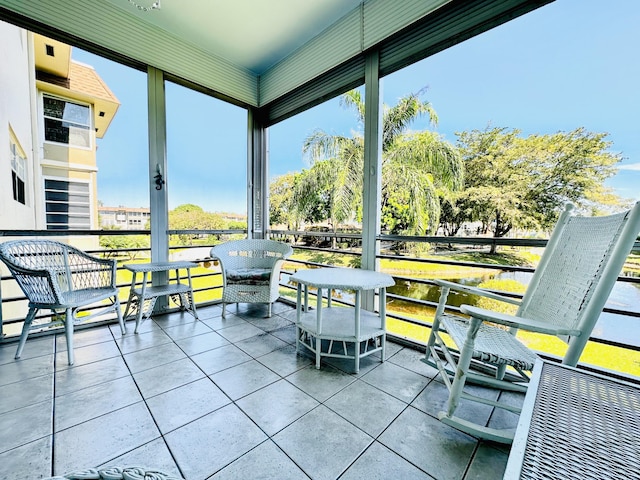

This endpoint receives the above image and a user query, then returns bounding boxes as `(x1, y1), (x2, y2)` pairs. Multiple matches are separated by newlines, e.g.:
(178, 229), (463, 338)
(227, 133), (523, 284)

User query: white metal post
(247, 109), (268, 239)
(147, 66), (169, 307)
(361, 51), (383, 311)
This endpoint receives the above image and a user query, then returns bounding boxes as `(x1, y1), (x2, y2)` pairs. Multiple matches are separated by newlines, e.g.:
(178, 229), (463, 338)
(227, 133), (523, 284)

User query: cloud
(618, 163), (640, 171)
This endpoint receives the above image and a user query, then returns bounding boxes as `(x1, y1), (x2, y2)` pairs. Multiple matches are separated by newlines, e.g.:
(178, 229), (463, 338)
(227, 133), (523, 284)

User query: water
(388, 271), (640, 348)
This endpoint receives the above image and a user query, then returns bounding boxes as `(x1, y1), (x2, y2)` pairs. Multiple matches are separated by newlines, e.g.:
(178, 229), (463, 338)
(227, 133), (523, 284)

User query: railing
(1, 228), (639, 377)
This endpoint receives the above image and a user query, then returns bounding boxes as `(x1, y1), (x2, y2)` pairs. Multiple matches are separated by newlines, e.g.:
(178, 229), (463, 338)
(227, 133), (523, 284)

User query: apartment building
(99, 205), (150, 230)
(0, 21), (119, 241)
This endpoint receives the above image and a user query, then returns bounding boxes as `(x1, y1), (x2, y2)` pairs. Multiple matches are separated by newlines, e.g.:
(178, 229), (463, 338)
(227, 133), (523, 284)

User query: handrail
(2, 230), (638, 359)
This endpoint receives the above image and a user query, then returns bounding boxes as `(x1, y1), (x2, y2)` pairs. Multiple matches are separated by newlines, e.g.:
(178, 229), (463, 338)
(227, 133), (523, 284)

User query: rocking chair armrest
(433, 279), (521, 306)
(460, 304), (582, 336)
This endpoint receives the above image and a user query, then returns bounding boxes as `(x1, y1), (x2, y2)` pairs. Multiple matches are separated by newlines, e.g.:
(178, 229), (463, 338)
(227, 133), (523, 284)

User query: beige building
(99, 205), (150, 230)
(0, 22), (119, 239)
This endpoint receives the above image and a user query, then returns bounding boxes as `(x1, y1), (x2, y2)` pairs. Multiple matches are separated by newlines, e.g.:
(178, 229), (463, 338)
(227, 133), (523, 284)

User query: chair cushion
(227, 268), (272, 286)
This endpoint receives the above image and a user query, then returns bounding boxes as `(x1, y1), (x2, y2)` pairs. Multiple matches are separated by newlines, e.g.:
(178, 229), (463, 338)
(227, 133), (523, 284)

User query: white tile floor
(0, 302), (520, 480)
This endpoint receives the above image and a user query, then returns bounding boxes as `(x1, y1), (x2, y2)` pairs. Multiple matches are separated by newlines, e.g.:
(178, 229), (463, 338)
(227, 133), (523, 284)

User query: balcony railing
(1, 228), (639, 380)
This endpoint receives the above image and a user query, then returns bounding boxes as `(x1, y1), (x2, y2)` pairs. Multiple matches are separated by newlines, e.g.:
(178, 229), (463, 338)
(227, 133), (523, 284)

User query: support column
(247, 109), (269, 239)
(361, 51), (383, 311)
(147, 67), (169, 304)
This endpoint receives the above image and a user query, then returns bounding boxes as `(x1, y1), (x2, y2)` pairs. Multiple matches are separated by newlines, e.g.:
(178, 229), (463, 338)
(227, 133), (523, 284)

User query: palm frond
(383, 92), (438, 150)
(387, 131), (463, 190)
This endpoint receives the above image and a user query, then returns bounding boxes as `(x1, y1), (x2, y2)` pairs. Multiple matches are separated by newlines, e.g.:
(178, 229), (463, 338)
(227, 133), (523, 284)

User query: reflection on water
(388, 271), (640, 348)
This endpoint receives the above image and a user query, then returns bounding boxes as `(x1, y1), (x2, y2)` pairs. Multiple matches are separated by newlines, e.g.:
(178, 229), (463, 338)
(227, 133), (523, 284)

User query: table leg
(295, 283), (302, 354)
(315, 287), (323, 369)
(354, 290), (361, 373)
(134, 271), (149, 334)
(380, 287), (386, 363)
(123, 272), (137, 320)
(186, 267), (198, 320)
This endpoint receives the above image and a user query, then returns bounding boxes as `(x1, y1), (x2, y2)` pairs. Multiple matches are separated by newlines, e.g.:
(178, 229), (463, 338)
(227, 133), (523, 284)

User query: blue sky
(76, 0), (640, 214)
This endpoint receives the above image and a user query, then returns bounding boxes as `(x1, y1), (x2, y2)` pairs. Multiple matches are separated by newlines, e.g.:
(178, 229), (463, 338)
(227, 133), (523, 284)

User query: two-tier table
(290, 267), (395, 373)
(123, 261), (199, 333)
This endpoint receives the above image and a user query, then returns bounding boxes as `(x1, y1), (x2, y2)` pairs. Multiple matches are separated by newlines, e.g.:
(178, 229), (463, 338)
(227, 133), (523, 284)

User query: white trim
(40, 92), (94, 151)
(9, 131), (28, 206)
(40, 158), (98, 173)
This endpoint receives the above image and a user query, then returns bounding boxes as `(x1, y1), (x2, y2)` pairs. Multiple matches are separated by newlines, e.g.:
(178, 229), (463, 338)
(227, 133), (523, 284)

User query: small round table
(291, 267), (395, 373)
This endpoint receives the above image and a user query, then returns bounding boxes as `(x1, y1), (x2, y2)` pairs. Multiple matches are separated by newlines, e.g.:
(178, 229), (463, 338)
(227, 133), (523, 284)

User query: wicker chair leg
(221, 303), (227, 318)
(65, 307), (75, 365)
(15, 307), (37, 360)
(267, 302), (272, 318)
(115, 297), (126, 335)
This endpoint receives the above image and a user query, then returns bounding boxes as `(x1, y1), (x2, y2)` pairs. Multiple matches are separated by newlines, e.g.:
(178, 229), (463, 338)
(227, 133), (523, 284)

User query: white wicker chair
(210, 239), (293, 318)
(423, 202), (640, 443)
(0, 240), (125, 365)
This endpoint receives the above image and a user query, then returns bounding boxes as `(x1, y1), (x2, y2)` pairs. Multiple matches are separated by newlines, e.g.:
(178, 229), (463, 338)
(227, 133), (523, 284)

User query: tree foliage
(168, 204), (224, 245)
(276, 89), (463, 238)
(99, 231), (148, 261)
(453, 127), (623, 248)
(270, 172), (300, 228)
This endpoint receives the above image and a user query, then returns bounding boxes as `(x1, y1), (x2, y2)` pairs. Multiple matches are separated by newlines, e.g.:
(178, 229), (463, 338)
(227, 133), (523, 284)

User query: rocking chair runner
(423, 202), (640, 444)
(210, 239), (293, 318)
(0, 240), (126, 365)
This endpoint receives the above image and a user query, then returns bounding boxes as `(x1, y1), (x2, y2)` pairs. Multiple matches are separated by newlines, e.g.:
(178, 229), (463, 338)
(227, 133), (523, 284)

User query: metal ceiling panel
(259, 7), (362, 107)
(262, 55), (366, 126)
(0, 0), (553, 118)
(363, 0), (450, 49)
(0, 0), (258, 105)
(259, 0), (552, 126)
(378, 0), (553, 77)
(260, 0), (449, 107)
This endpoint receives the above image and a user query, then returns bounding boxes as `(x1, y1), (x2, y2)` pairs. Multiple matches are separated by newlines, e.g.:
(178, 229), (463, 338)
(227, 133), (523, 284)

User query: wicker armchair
(423, 202), (640, 443)
(0, 240), (125, 365)
(210, 239), (293, 318)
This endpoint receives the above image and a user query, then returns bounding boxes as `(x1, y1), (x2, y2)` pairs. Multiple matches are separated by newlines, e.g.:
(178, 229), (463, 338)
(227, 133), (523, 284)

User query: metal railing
(2, 228), (639, 369)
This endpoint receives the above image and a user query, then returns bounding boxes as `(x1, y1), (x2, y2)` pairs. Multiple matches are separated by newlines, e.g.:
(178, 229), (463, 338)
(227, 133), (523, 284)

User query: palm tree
(295, 89), (463, 238)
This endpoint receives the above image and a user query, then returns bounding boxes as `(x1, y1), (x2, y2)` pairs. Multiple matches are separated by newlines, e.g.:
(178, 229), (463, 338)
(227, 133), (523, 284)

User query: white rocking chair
(423, 202), (640, 443)
(210, 239), (293, 318)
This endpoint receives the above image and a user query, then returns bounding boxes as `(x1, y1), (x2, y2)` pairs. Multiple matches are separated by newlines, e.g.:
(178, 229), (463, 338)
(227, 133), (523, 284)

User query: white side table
(291, 267), (395, 373)
(123, 261), (199, 333)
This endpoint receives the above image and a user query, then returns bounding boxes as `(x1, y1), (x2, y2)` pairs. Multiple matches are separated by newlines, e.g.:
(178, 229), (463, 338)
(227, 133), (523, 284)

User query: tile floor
(0, 302), (522, 480)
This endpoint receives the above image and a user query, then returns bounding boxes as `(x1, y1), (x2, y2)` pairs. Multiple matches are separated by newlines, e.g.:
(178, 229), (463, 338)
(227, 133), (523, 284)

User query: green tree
(169, 204), (224, 245)
(292, 89), (463, 240)
(439, 193), (471, 237)
(99, 230), (149, 261)
(270, 172), (293, 227)
(269, 172), (330, 230)
(456, 127), (624, 252)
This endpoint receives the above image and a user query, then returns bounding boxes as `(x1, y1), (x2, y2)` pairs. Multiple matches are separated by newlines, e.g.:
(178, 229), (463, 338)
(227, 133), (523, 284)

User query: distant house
(0, 22), (119, 245)
(99, 205), (150, 230)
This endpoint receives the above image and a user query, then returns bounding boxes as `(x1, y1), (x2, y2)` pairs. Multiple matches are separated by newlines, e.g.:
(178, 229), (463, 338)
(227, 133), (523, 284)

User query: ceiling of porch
(0, 0), (552, 124)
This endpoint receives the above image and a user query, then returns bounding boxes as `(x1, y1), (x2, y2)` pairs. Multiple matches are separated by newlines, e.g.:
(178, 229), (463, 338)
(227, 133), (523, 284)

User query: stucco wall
(0, 21), (37, 230)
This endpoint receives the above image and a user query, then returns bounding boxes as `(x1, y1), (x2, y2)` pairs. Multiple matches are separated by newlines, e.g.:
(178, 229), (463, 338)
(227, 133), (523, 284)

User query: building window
(44, 179), (91, 230)
(42, 94), (91, 148)
(10, 141), (27, 205)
